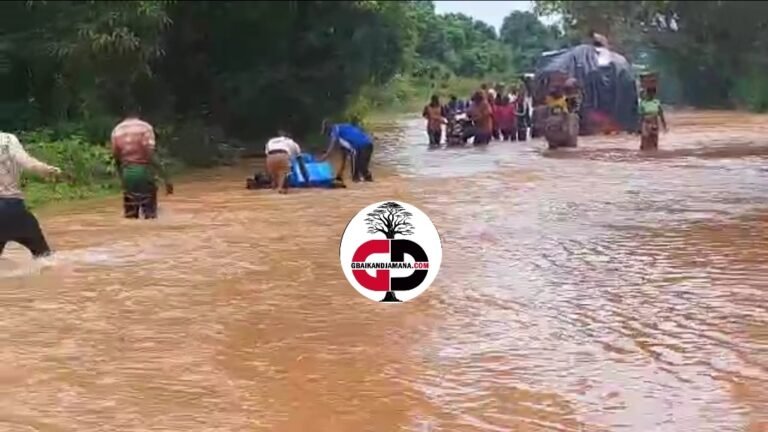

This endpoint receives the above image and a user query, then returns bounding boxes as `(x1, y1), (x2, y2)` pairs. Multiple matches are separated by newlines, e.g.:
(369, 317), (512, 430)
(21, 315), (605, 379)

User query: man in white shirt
(265, 130), (302, 194)
(0, 132), (62, 258)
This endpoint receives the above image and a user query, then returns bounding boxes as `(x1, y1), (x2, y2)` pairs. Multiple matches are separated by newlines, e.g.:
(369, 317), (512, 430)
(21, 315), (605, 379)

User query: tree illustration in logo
(363, 202), (418, 302)
(365, 201), (415, 239)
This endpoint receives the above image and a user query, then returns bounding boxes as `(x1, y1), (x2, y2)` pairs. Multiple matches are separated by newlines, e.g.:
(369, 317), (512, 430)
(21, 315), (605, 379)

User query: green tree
(412, 11), (514, 79)
(0, 1), (414, 145)
(535, 1), (768, 109)
(499, 11), (564, 71)
(0, 0), (565, 177)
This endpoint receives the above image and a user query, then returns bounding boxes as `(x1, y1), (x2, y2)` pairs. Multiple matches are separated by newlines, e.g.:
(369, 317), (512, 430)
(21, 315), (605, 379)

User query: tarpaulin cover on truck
(534, 44), (639, 134)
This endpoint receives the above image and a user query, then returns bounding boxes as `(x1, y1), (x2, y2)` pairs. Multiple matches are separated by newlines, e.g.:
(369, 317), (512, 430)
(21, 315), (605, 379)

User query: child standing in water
(638, 87), (668, 150)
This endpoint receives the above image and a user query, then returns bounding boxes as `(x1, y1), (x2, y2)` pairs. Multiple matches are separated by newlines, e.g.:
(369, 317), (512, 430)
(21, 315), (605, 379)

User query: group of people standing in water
(0, 109), (376, 259)
(0, 62), (668, 261)
(425, 72), (669, 152)
(422, 80), (533, 147)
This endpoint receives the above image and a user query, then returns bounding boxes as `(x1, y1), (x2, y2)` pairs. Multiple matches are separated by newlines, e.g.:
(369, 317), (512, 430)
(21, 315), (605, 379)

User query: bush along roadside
(19, 130), (120, 209)
(18, 127), (188, 209)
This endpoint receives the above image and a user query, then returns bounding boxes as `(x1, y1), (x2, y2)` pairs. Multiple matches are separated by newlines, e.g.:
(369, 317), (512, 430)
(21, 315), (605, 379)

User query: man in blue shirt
(319, 120), (374, 182)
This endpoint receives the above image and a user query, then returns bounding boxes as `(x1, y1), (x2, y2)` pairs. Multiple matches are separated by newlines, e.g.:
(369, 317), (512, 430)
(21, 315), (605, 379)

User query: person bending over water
(638, 87), (668, 151)
(319, 120), (374, 182)
(111, 110), (173, 219)
(0, 132), (62, 259)
(265, 130), (303, 194)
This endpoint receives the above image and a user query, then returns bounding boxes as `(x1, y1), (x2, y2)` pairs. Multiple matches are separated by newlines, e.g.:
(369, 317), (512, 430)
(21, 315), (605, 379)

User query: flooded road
(1, 111), (767, 431)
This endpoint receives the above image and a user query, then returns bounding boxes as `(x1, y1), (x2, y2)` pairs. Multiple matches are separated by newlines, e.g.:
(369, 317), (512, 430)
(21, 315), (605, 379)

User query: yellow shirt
(546, 95), (568, 112)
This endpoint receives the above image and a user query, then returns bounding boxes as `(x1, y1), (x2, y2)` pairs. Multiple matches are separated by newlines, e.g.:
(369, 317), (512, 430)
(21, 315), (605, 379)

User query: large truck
(532, 44), (640, 138)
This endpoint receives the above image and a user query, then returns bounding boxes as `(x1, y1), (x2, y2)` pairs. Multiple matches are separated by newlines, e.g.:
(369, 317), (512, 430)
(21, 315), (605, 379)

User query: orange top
(471, 100), (493, 133)
(423, 104), (444, 131)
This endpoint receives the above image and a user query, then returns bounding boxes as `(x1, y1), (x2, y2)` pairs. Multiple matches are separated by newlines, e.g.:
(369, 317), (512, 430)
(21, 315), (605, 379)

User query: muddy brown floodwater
(1, 111), (767, 432)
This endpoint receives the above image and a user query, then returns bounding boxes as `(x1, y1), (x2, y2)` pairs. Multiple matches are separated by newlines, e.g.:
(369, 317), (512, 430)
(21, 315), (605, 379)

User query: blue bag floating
(300, 154), (316, 164)
(287, 153), (335, 188)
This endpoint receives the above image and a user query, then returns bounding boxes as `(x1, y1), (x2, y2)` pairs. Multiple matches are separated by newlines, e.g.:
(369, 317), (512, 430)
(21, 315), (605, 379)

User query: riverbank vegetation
(3, 1), (766, 207)
(1, 1), (564, 206)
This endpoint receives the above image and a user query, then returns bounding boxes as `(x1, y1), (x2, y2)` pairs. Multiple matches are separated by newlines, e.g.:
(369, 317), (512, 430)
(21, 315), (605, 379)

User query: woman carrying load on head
(638, 87), (668, 151)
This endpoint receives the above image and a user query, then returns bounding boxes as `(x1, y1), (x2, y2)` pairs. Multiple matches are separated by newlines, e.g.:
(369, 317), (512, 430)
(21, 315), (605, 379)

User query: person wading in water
(480, 83), (491, 103)
(638, 87), (668, 150)
(111, 109), (173, 219)
(0, 132), (62, 259)
(264, 130), (303, 194)
(469, 91), (494, 145)
(494, 95), (516, 141)
(515, 86), (531, 141)
(422, 95), (446, 147)
(319, 120), (374, 182)
(564, 78), (582, 115)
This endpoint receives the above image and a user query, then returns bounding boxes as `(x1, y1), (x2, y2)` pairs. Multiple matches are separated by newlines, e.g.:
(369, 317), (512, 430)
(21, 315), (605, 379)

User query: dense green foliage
(0, 1), (558, 144)
(499, 11), (567, 72)
(410, 2), (510, 79)
(6, 1), (765, 208)
(0, 1), (565, 205)
(535, 1), (768, 111)
(1, 1), (415, 142)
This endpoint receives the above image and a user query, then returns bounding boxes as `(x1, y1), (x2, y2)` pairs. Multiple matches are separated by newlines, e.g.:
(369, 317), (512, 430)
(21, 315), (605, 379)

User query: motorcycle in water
(446, 112), (471, 147)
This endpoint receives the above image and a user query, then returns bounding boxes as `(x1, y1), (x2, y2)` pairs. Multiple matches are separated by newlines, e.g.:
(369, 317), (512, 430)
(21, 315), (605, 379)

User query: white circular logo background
(340, 201), (442, 303)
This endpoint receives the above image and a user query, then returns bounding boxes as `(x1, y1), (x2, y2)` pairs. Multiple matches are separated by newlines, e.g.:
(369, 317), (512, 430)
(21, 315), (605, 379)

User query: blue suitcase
(287, 153), (335, 188)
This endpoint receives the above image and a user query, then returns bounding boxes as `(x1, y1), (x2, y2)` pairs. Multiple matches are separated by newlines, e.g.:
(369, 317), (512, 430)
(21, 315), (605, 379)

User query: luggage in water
(287, 153), (336, 188)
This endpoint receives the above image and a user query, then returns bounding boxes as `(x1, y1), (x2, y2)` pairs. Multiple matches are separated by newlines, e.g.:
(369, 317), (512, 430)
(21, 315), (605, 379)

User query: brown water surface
(1, 111), (767, 431)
